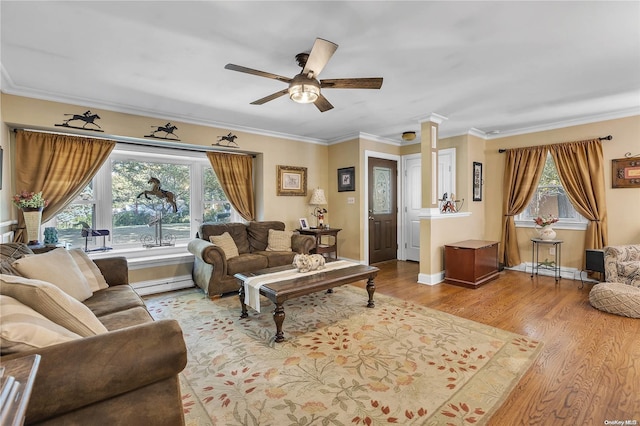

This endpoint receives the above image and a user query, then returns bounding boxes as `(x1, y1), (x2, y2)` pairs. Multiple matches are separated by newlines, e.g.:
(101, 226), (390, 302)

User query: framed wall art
(337, 167), (355, 192)
(473, 161), (483, 201)
(612, 157), (640, 188)
(277, 165), (307, 196)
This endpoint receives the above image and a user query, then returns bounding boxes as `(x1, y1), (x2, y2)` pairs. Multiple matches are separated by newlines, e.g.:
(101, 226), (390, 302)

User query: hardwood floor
(352, 260), (640, 425)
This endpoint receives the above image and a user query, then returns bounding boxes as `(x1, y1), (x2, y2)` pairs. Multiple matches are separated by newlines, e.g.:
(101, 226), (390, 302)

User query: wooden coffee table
(235, 263), (379, 342)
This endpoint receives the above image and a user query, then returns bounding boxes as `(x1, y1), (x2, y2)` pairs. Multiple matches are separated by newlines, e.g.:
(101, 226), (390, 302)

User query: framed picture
(337, 167), (355, 192)
(277, 165), (307, 196)
(473, 162), (483, 201)
(612, 157), (640, 188)
(299, 218), (309, 229)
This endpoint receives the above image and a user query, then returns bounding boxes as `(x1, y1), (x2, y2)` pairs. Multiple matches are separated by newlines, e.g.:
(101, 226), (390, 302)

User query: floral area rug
(144, 286), (542, 425)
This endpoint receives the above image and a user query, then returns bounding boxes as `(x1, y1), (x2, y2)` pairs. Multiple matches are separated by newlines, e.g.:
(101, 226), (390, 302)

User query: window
(516, 153), (587, 229)
(43, 144), (243, 251)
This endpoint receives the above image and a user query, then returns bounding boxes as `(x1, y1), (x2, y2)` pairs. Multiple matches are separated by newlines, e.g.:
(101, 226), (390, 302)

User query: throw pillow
(68, 249), (109, 292)
(617, 261), (640, 286)
(266, 229), (293, 252)
(0, 274), (108, 337)
(210, 232), (240, 259)
(12, 248), (93, 301)
(1, 295), (81, 354)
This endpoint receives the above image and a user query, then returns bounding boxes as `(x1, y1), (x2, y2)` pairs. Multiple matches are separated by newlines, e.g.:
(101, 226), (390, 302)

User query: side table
(0, 354), (41, 426)
(531, 238), (563, 282)
(297, 228), (341, 260)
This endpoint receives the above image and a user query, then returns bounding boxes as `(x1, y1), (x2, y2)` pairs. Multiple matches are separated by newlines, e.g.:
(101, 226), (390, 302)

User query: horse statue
(145, 122), (180, 140)
(60, 110), (102, 129)
(136, 177), (178, 212)
(215, 132), (239, 147)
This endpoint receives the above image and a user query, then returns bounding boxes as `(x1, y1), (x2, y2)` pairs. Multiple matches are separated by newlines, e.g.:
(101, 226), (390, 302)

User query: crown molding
(0, 75), (328, 146)
(414, 113), (449, 125)
(481, 107), (640, 140)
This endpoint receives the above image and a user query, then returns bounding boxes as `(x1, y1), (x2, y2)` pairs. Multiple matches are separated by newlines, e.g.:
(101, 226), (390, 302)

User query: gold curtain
(207, 152), (255, 221)
(499, 145), (548, 267)
(13, 130), (115, 242)
(549, 139), (608, 253)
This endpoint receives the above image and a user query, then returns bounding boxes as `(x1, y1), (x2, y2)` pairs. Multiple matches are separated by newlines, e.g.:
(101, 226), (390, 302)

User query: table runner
(243, 260), (357, 311)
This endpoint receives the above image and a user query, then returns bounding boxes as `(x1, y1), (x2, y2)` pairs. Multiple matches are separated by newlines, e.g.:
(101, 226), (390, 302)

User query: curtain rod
(12, 127), (257, 157)
(497, 135), (612, 153)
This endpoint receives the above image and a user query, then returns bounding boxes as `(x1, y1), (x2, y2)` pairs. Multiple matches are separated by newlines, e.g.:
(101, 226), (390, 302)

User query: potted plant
(13, 190), (49, 244)
(533, 214), (559, 240)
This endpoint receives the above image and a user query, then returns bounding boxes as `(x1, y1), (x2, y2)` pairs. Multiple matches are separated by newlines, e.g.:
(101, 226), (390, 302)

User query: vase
(537, 225), (556, 241)
(22, 207), (43, 245)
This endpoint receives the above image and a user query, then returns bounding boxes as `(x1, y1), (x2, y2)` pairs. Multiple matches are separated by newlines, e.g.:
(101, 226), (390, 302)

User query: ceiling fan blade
(313, 94), (334, 112)
(225, 64), (291, 84)
(302, 38), (338, 78)
(321, 78), (383, 89)
(250, 89), (290, 105)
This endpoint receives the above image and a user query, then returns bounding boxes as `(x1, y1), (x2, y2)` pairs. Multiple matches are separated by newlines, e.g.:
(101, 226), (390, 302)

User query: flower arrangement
(12, 190), (49, 209)
(533, 214), (558, 227)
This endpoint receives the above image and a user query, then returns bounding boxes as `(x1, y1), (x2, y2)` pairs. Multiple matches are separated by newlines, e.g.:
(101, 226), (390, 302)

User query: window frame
(514, 153), (587, 231)
(45, 143), (244, 255)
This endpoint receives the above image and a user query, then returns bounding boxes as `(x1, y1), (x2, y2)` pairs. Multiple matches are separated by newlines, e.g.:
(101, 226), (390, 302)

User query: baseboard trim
(507, 263), (590, 281)
(417, 271), (444, 286)
(132, 274), (194, 296)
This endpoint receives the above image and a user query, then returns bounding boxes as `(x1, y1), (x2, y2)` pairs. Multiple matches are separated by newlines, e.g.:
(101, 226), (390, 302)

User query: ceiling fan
(224, 38), (383, 112)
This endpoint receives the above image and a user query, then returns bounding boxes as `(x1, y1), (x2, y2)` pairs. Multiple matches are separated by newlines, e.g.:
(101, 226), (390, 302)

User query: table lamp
(309, 188), (328, 228)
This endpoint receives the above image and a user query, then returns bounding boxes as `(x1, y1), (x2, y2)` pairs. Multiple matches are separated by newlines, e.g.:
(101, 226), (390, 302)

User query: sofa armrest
(292, 234), (315, 254)
(93, 256), (129, 286)
(188, 238), (228, 277)
(3, 319), (187, 424)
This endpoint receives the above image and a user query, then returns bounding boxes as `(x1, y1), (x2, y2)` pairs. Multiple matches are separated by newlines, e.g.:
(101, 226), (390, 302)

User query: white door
(402, 149), (456, 262)
(403, 155), (422, 261)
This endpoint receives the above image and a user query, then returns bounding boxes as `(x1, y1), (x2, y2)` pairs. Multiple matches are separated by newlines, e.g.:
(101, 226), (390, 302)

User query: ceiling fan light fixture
(289, 74), (320, 104)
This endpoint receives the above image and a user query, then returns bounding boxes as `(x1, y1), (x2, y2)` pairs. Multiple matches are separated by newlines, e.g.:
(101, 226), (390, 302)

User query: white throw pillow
(12, 248), (93, 301)
(266, 229), (293, 252)
(0, 274), (108, 337)
(1, 294), (81, 354)
(210, 232), (240, 259)
(68, 248), (109, 292)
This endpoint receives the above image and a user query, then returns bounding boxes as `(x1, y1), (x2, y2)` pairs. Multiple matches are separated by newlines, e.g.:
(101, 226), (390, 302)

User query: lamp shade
(309, 188), (327, 205)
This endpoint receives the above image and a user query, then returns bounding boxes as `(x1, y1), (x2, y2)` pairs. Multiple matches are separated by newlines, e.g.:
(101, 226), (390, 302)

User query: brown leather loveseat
(187, 221), (315, 297)
(0, 243), (187, 425)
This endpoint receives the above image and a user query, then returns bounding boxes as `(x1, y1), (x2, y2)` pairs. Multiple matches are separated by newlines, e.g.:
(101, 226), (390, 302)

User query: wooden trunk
(444, 240), (499, 288)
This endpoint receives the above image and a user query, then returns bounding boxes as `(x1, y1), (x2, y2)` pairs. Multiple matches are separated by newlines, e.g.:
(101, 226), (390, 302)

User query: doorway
(368, 157), (398, 264)
(401, 149), (456, 262)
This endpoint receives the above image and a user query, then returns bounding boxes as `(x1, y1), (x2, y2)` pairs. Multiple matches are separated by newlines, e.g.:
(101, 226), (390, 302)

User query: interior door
(402, 149), (455, 262)
(368, 157), (398, 264)
(403, 155), (421, 262)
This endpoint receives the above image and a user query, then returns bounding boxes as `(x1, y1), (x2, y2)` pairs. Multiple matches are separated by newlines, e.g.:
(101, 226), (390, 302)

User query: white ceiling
(2, 1), (639, 144)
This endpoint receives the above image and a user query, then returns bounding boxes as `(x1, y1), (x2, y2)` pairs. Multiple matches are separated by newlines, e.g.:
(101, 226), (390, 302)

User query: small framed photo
(277, 165), (307, 196)
(473, 161), (483, 201)
(299, 218), (309, 229)
(337, 167), (355, 192)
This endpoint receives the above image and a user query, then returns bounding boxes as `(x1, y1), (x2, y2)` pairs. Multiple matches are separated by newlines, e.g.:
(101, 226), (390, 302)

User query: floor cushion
(589, 282), (640, 318)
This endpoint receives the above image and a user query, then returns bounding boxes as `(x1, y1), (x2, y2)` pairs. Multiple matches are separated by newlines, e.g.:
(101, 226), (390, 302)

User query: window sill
(87, 243), (194, 270)
(514, 221), (588, 231)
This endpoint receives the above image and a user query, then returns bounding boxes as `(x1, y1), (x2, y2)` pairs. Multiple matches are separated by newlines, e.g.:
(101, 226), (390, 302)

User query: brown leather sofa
(0, 243), (187, 425)
(187, 221), (315, 297)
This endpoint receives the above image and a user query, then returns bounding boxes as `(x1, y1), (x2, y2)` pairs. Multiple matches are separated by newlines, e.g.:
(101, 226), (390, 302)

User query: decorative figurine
(215, 132), (239, 147)
(145, 123), (180, 140)
(55, 110), (103, 132)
